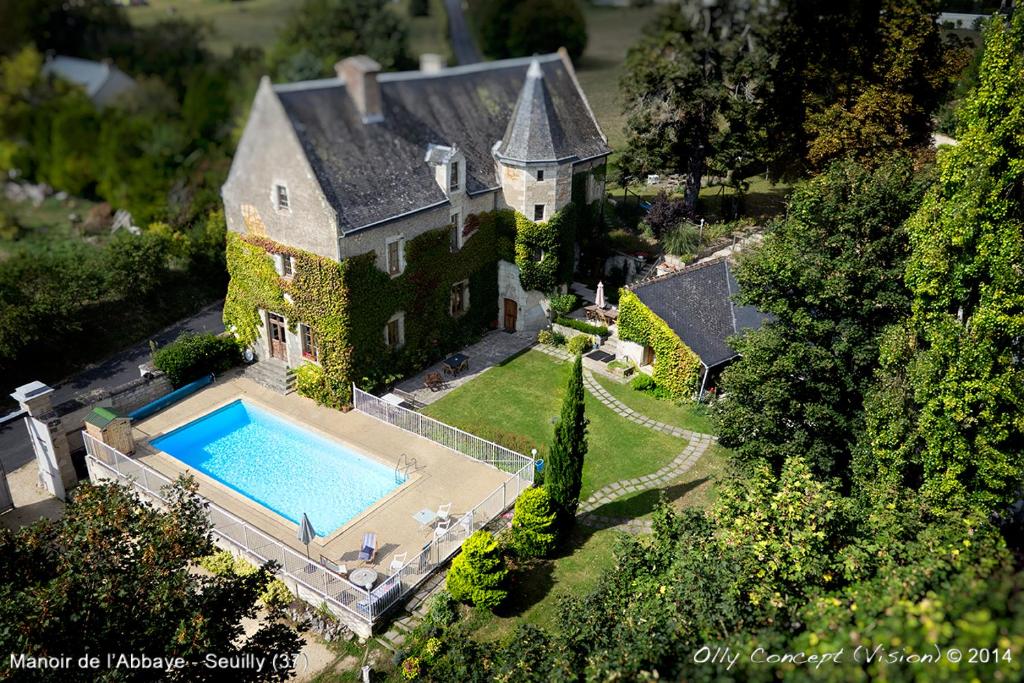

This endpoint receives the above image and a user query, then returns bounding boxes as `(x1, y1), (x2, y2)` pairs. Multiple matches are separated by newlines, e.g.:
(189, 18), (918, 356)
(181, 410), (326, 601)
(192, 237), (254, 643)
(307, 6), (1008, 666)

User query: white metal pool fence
(352, 385), (535, 475)
(83, 422), (533, 625)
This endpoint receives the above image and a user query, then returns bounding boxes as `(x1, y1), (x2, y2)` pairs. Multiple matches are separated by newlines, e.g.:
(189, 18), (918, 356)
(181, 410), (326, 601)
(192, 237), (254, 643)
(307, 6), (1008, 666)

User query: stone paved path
(534, 343), (717, 534)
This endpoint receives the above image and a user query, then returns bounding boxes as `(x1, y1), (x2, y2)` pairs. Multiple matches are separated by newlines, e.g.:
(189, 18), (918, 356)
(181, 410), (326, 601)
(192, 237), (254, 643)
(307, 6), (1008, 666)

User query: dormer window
(536, 169), (544, 181)
(274, 184), (290, 211)
(449, 160), (460, 191)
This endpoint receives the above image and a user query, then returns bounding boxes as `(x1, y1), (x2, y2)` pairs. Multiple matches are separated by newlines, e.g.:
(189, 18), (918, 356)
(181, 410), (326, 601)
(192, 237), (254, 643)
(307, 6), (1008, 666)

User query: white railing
(84, 421), (535, 623)
(83, 432), (374, 624)
(352, 386), (535, 475)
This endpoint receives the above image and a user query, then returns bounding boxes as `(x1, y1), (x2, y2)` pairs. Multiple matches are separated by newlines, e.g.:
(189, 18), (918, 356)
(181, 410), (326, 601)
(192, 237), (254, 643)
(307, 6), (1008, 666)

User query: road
(0, 300), (225, 473)
(445, 0), (482, 65)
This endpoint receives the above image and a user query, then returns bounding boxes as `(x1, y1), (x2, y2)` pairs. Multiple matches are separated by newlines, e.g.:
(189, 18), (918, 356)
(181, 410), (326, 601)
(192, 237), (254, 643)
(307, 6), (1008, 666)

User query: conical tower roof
(496, 60), (571, 163)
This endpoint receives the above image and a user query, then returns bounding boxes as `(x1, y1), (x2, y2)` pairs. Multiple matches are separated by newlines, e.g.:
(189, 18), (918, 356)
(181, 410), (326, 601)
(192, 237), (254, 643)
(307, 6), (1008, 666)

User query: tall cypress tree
(545, 354), (588, 527)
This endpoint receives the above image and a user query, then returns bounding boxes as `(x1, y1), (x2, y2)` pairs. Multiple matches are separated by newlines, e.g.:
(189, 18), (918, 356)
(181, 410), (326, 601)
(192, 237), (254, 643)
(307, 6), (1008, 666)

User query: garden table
(349, 568), (378, 590)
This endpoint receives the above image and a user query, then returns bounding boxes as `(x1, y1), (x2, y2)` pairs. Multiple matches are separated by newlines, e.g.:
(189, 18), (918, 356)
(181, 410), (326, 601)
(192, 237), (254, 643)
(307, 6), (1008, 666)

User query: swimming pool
(151, 400), (402, 537)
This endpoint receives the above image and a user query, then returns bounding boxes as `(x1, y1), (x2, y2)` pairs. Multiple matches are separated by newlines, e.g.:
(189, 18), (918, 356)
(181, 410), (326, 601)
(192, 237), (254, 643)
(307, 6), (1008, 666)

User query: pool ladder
(395, 453), (416, 483)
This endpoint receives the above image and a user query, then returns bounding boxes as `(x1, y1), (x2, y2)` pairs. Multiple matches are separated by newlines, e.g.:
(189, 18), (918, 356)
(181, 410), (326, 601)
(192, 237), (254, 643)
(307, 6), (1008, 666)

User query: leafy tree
(715, 157), (929, 478)
(0, 0), (131, 60)
(862, 12), (1024, 513)
(641, 191), (689, 237)
(268, 0), (413, 81)
(508, 486), (557, 558)
(474, 0), (587, 61)
(446, 530), (508, 610)
(0, 478), (303, 682)
(545, 354), (588, 525)
(618, 0), (770, 213)
(710, 457), (849, 619)
(803, 0), (970, 169)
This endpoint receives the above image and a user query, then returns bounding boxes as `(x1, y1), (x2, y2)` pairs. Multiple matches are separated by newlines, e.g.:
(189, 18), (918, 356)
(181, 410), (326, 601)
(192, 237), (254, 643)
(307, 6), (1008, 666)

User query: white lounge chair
(434, 519), (452, 537)
(389, 552), (407, 572)
(436, 502), (452, 522)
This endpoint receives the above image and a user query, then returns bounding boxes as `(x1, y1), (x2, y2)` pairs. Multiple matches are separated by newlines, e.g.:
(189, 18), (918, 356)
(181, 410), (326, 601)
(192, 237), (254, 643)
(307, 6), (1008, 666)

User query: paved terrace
(131, 375), (509, 574)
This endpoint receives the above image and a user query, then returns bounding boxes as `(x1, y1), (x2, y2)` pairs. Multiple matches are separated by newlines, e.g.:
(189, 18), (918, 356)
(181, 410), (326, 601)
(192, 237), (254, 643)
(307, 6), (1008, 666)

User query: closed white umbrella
(596, 281), (606, 309)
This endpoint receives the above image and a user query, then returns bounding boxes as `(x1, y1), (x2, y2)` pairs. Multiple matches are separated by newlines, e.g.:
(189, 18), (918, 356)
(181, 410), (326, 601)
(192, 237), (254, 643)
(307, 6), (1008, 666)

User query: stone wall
(56, 372), (173, 452)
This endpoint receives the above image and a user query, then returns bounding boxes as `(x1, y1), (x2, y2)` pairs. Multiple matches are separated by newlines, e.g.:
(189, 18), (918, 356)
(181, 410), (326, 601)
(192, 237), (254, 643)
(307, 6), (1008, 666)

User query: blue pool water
(151, 400), (402, 537)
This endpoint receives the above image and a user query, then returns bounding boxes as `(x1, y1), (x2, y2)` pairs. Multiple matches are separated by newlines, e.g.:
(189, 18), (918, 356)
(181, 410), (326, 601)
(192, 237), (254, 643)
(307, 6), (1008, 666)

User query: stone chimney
(419, 53), (447, 74)
(335, 55), (383, 123)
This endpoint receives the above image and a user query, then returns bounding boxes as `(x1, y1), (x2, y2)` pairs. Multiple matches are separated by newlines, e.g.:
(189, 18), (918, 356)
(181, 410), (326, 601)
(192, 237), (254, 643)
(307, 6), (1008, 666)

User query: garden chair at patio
(358, 532), (377, 562)
(320, 554), (347, 576)
(434, 519), (452, 538)
(424, 371), (444, 391)
(436, 501), (452, 522)
(388, 552), (407, 573)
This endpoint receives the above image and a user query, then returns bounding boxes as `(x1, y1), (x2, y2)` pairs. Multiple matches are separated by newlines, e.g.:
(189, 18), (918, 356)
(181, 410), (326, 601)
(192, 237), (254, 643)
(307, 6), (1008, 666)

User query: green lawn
(593, 373), (715, 434)
(575, 5), (660, 153)
(464, 526), (620, 642)
(594, 443), (729, 518)
(421, 349), (685, 499)
(127, 0), (450, 60)
(1, 196), (100, 262)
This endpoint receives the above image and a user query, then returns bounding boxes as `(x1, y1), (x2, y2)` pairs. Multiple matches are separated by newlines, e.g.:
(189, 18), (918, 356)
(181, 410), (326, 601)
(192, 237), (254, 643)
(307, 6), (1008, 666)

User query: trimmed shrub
(509, 487), (557, 558)
(446, 531), (508, 610)
(549, 293), (578, 317)
(537, 329), (565, 347)
(630, 373), (656, 392)
(567, 334), (592, 356)
(555, 316), (609, 337)
(423, 590), (459, 628)
(153, 332), (240, 386)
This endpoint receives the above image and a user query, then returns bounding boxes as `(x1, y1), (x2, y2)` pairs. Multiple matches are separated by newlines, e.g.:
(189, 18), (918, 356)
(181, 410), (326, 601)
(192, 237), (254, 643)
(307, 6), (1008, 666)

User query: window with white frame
(300, 324), (319, 361)
(384, 312), (405, 349)
(450, 280), (469, 316)
(280, 253), (294, 278)
(386, 236), (405, 276)
(274, 183), (290, 211)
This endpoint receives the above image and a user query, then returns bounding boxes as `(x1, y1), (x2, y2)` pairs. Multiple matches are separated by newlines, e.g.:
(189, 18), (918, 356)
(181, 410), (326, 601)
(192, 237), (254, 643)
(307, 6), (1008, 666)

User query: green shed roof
(85, 407), (119, 429)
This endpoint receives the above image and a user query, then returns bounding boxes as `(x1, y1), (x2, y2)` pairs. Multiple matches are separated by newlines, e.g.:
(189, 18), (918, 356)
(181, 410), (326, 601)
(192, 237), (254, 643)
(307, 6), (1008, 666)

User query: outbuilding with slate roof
(617, 258), (770, 397)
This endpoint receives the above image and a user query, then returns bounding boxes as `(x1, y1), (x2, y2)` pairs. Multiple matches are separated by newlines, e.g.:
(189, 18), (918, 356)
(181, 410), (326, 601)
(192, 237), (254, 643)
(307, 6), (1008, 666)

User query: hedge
(554, 316), (609, 337)
(616, 289), (701, 400)
(152, 332), (240, 386)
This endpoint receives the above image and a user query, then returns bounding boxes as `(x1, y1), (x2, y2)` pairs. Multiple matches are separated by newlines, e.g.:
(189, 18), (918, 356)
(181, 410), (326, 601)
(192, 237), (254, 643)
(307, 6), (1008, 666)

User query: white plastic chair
(436, 502), (452, 521)
(389, 552), (407, 572)
(434, 519), (452, 537)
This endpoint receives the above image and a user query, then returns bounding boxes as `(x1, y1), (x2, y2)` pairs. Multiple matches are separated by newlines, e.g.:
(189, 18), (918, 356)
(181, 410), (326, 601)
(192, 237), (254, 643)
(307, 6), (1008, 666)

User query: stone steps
(244, 358), (297, 394)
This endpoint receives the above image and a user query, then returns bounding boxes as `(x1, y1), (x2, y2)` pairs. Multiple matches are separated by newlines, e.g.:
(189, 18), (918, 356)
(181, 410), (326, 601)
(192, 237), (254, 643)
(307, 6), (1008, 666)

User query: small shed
(84, 407), (135, 455)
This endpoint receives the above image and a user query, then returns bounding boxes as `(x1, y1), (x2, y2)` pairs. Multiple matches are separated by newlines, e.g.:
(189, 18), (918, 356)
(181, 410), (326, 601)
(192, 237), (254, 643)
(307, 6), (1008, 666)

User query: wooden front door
(642, 344), (655, 366)
(267, 312), (287, 360)
(503, 299), (518, 332)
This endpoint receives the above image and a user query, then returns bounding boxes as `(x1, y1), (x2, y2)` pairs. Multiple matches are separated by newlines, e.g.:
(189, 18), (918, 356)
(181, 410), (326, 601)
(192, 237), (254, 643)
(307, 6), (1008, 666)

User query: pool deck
(131, 374), (510, 574)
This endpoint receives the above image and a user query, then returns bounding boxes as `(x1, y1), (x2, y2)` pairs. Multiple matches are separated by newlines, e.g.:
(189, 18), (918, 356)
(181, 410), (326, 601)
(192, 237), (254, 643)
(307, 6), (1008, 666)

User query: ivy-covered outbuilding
(220, 52), (610, 407)
(617, 258), (769, 400)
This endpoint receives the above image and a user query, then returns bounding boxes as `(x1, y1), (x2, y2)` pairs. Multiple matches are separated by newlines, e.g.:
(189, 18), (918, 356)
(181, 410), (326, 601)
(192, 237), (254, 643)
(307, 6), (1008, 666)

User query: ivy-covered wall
(617, 289), (702, 400)
(223, 204), (579, 407)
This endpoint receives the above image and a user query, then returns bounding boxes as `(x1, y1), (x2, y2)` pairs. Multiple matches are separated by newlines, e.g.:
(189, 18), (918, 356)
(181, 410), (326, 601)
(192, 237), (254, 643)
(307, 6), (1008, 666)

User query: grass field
(127, 0), (451, 61)
(593, 373), (715, 434)
(574, 5), (659, 153)
(464, 525), (620, 641)
(0, 196), (101, 262)
(421, 349), (685, 500)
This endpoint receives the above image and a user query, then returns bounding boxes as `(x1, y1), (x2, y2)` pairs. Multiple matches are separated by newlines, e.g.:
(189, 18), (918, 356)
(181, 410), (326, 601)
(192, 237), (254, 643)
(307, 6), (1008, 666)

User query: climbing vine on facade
(617, 289), (702, 399)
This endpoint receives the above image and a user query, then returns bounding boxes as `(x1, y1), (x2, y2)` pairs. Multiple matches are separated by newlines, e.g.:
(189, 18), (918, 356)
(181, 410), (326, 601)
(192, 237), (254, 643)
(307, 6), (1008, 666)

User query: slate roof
(272, 53), (610, 234)
(495, 60), (571, 163)
(627, 259), (770, 368)
(42, 56), (136, 107)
